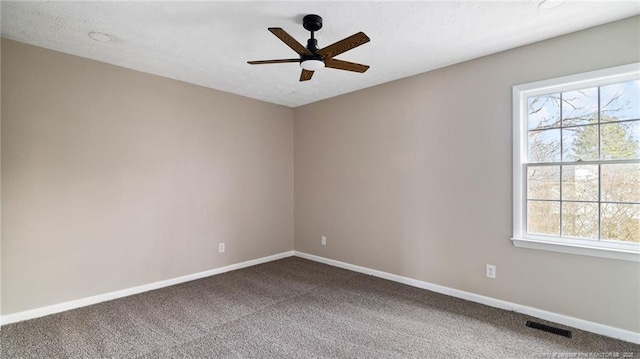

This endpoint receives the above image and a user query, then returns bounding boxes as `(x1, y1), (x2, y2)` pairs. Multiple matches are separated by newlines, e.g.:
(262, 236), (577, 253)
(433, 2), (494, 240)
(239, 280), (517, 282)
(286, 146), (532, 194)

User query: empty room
(1, 1), (639, 358)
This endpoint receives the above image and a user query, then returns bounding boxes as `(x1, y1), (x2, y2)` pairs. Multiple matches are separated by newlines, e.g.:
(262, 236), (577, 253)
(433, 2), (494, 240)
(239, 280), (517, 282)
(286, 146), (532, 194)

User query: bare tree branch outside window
(526, 79), (640, 243)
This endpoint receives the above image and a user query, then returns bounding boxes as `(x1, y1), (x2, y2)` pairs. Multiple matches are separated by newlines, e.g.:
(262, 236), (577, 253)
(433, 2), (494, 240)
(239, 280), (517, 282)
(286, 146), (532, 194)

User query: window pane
(529, 129), (561, 162)
(562, 202), (598, 239)
(601, 79), (640, 122)
(562, 88), (598, 126)
(562, 125), (598, 161)
(561, 165), (598, 201)
(527, 200), (560, 236)
(601, 203), (640, 243)
(601, 121), (640, 160)
(528, 94), (560, 130)
(527, 166), (560, 200)
(601, 164), (640, 203)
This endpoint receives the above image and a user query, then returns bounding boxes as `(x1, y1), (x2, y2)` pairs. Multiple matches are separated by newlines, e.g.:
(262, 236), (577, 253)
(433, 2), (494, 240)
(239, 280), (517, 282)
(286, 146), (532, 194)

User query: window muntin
(524, 78), (639, 244)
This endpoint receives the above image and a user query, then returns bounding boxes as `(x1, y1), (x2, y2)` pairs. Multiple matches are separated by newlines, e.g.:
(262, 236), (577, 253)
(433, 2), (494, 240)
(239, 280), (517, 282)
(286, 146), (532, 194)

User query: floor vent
(526, 321), (572, 338)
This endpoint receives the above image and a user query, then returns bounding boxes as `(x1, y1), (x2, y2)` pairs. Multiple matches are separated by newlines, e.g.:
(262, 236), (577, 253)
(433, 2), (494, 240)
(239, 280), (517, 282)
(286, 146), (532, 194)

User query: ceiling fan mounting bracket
(303, 14), (323, 32)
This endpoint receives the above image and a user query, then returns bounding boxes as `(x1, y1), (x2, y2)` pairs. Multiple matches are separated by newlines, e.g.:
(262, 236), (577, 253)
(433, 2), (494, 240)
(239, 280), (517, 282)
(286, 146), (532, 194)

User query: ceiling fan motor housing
(305, 39), (321, 55)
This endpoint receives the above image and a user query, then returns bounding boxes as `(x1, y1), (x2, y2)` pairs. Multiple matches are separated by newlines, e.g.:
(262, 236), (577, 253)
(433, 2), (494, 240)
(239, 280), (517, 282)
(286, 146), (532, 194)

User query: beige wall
(2, 16), (639, 334)
(1, 39), (293, 315)
(294, 16), (640, 332)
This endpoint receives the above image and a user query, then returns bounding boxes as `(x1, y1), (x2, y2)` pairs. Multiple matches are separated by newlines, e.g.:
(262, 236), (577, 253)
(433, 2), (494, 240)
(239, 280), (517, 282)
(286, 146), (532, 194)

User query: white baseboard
(293, 250), (640, 345)
(3, 249), (638, 345)
(0, 251), (295, 326)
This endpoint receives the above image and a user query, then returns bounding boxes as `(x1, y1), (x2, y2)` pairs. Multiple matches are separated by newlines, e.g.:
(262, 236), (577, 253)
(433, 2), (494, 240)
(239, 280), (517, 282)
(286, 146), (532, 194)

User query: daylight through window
(512, 64), (640, 261)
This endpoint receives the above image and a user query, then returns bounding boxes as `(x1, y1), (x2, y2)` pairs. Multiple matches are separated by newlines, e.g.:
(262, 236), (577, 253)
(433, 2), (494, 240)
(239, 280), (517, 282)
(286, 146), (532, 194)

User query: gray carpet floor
(1, 257), (638, 358)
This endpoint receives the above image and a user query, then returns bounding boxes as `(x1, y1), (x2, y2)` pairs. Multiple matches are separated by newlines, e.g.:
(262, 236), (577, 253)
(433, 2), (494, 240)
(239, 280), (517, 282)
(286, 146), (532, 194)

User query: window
(512, 63), (640, 262)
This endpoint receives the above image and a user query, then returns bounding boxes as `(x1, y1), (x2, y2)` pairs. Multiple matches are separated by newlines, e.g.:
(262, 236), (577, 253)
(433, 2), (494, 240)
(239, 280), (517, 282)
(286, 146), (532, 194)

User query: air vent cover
(526, 320), (573, 338)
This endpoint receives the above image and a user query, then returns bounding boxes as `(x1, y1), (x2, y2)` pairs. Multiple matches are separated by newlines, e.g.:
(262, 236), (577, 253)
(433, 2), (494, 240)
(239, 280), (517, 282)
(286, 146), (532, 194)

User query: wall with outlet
(293, 16), (640, 333)
(1, 39), (294, 315)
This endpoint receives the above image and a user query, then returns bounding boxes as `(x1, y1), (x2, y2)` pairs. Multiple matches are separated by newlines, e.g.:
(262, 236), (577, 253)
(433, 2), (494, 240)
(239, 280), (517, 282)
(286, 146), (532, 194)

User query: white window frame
(512, 63), (640, 262)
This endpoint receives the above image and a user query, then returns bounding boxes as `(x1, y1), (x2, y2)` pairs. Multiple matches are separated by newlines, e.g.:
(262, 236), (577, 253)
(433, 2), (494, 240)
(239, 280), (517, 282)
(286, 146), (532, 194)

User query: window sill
(511, 237), (640, 262)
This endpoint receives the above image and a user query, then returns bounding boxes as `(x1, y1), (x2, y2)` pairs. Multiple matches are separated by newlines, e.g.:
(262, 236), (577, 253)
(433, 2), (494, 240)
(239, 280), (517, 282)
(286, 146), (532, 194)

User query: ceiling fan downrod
(303, 14), (323, 53)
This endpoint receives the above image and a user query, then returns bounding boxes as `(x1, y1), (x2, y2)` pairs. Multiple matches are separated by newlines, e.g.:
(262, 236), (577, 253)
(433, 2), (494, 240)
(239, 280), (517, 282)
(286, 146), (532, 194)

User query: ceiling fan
(248, 14), (370, 82)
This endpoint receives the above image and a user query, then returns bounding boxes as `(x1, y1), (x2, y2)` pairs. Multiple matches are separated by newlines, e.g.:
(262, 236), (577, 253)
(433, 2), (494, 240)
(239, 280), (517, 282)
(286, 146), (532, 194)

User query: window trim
(512, 63), (640, 262)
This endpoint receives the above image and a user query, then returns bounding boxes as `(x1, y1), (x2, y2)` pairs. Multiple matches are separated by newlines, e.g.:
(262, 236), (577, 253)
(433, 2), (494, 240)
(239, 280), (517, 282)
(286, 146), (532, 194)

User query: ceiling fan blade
(268, 27), (312, 56)
(300, 69), (314, 81)
(324, 58), (369, 73)
(318, 32), (370, 58)
(248, 59), (301, 65)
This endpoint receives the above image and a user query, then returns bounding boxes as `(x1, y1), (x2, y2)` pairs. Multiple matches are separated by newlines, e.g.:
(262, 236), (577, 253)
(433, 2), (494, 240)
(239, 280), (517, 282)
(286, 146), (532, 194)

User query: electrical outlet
(321, 236), (327, 246)
(219, 242), (225, 253)
(486, 264), (496, 279)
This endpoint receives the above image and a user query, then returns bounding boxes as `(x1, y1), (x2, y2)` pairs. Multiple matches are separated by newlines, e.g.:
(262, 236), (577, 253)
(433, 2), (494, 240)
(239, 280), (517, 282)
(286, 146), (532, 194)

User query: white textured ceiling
(2, 1), (639, 107)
